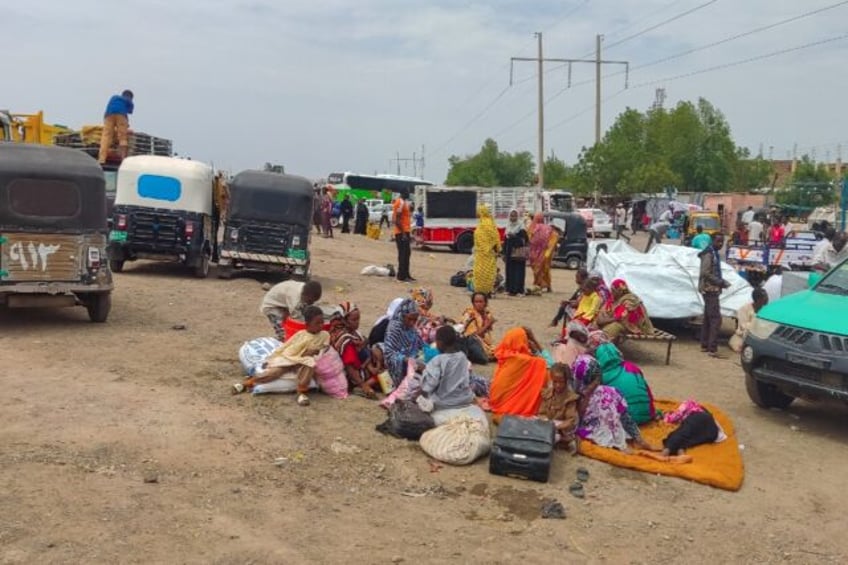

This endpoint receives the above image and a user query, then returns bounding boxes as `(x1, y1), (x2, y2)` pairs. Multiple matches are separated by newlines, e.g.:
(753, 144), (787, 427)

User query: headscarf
(375, 297), (404, 326)
(475, 204), (500, 254)
(609, 279), (654, 334)
(410, 287), (434, 312)
(505, 209), (523, 237)
(493, 327), (532, 360)
(586, 329), (610, 353)
(383, 299), (424, 385)
(566, 320), (589, 343)
(571, 354), (602, 396)
(330, 301), (365, 354)
(529, 213), (553, 263)
(589, 270), (613, 308)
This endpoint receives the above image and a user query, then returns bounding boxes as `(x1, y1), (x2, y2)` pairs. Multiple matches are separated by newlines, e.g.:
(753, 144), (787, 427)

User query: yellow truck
(0, 110), (72, 145)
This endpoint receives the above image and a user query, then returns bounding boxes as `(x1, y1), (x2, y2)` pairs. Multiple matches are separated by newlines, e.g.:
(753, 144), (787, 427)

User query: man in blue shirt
(98, 89), (134, 164)
(691, 224), (712, 250)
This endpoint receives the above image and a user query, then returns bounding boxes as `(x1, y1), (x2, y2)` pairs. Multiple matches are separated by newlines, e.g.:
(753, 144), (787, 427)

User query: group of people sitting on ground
(237, 274), (723, 462)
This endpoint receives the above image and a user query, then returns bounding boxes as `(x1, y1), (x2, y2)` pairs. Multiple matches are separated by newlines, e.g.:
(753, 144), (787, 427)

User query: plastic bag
(313, 348), (348, 399)
(419, 416), (491, 465)
(384, 400), (436, 440)
(239, 337), (281, 375)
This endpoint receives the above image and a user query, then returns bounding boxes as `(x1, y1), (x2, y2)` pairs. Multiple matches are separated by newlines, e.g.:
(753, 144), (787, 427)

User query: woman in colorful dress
(489, 327), (548, 421)
(528, 213), (558, 292)
(330, 302), (379, 398)
(381, 299), (426, 386)
(472, 205), (501, 296)
(594, 342), (657, 425)
(570, 354), (655, 452)
(597, 278), (654, 340)
(461, 292), (497, 364)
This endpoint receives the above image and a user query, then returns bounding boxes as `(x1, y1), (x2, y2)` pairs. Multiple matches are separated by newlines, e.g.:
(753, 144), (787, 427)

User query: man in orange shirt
(392, 189), (415, 282)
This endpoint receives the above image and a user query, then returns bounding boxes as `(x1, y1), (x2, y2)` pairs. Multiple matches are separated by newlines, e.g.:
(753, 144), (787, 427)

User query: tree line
(445, 97), (837, 199)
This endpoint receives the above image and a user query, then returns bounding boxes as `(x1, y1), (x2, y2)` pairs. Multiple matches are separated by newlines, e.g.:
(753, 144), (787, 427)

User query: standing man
(393, 189), (414, 282)
(698, 233), (731, 358)
(747, 214), (764, 245)
(615, 204), (627, 239)
(340, 194), (353, 234)
(98, 89), (134, 164)
(740, 206), (755, 226)
(691, 225), (712, 250)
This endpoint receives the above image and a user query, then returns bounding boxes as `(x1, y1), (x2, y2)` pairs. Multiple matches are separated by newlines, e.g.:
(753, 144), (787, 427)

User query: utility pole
(537, 32), (545, 191)
(390, 152), (421, 177)
(510, 34), (628, 203)
(595, 34), (602, 145)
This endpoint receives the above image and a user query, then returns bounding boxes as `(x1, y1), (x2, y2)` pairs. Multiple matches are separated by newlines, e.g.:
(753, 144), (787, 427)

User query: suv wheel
(745, 372), (794, 409)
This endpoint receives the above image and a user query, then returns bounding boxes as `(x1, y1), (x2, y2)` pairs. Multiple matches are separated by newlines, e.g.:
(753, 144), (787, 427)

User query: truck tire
(455, 231), (474, 254)
(109, 259), (124, 273)
(745, 371), (794, 410)
(84, 292), (112, 323)
(330, 216), (339, 228)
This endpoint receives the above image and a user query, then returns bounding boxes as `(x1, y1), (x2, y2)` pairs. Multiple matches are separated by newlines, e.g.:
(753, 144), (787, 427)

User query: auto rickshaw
(0, 144), (113, 322)
(218, 170), (312, 280)
(108, 156), (217, 277)
(545, 211), (588, 269)
(682, 210), (722, 246)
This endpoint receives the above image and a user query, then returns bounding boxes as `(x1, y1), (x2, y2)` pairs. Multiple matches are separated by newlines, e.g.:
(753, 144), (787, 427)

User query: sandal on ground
(707, 351), (726, 359)
(296, 393), (310, 406)
(576, 467), (590, 482)
(568, 481), (585, 499)
(231, 383), (245, 395)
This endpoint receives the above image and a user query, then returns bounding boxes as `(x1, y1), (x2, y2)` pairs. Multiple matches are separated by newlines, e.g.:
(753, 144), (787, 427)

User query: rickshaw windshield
(228, 172), (313, 227)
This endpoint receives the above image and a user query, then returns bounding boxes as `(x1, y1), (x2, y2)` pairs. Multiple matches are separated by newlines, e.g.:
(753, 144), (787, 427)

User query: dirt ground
(2, 229), (847, 565)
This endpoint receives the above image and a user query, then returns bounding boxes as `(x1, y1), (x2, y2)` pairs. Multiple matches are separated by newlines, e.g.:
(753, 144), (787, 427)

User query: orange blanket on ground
(577, 399), (744, 491)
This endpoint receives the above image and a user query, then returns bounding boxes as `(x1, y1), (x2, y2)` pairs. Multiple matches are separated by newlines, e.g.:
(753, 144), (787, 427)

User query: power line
(605, 0), (720, 50)
(603, 0), (687, 42)
(629, 32), (848, 89)
(633, 0), (848, 71)
(429, 84), (516, 158)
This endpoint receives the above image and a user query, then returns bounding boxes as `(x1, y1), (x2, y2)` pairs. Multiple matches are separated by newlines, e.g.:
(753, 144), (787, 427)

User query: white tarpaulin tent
(588, 242), (752, 319)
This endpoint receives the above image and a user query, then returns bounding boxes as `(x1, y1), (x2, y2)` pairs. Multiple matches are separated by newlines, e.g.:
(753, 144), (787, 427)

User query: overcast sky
(5, 0), (848, 182)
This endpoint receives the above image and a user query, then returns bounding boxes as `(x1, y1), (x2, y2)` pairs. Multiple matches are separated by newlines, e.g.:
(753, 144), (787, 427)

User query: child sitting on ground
(233, 306), (329, 407)
(537, 363), (580, 454)
(407, 325), (474, 411)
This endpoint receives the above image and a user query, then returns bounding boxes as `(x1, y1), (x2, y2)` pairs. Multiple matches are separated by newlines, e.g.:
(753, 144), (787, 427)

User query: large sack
(313, 348), (348, 399)
(252, 371), (317, 395)
(420, 416), (491, 465)
(239, 337), (281, 376)
(431, 404), (489, 430)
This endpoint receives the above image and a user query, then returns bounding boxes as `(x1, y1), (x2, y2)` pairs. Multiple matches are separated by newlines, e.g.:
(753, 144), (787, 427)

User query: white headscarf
(506, 209), (523, 236)
(375, 297), (404, 326)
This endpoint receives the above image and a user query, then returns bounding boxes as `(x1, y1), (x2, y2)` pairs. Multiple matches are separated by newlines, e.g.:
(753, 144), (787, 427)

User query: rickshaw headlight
(229, 228), (239, 242)
(292, 235), (301, 247)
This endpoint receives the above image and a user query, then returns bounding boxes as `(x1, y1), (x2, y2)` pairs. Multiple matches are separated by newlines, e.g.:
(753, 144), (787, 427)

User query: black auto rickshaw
(545, 211), (588, 269)
(0, 144), (113, 322)
(108, 156), (217, 278)
(218, 170), (312, 280)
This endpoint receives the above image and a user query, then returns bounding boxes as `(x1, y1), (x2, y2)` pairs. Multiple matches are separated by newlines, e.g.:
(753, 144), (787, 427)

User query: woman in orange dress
(489, 327), (549, 420)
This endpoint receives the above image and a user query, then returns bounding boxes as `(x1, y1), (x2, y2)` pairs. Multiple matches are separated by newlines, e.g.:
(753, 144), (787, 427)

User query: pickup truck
(741, 257), (848, 409)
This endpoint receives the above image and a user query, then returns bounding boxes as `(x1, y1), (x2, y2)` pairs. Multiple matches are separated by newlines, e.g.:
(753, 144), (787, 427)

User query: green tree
(791, 155), (833, 184)
(733, 148), (773, 190)
(446, 139), (535, 186)
(543, 153), (575, 189)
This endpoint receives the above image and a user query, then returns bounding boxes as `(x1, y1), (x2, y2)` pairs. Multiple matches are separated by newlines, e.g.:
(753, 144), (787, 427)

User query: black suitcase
(489, 415), (556, 483)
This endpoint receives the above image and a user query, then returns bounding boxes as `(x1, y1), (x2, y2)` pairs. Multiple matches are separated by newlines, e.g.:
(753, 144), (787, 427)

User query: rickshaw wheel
(193, 254), (210, 279)
(82, 292), (112, 323)
(109, 259), (124, 273)
(565, 255), (581, 270)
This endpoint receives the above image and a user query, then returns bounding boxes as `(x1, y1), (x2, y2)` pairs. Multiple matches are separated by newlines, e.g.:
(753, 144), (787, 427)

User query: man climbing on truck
(98, 89), (134, 164)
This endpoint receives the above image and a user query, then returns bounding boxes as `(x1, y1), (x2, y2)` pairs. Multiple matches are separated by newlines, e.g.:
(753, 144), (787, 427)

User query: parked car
(741, 257), (848, 409)
(590, 209), (613, 238)
(367, 199), (391, 224)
